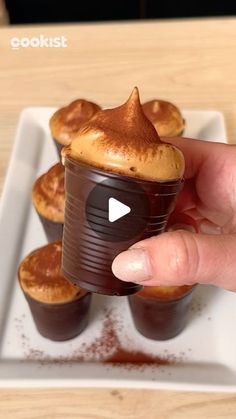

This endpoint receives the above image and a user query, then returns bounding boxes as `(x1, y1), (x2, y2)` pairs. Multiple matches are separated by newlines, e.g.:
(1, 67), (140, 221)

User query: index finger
(162, 137), (230, 179)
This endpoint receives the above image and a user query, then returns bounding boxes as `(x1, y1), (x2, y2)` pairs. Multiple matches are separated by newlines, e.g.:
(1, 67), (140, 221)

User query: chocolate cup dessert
(37, 213), (63, 243)
(18, 241), (91, 341)
(143, 99), (185, 137)
(24, 293), (91, 341)
(61, 87), (185, 296)
(128, 285), (195, 340)
(49, 99), (101, 156)
(62, 158), (183, 296)
(32, 163), (65, 242)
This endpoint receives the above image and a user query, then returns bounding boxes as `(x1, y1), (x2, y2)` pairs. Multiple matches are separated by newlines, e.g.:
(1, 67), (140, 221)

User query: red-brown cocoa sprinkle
(79, 310), (171, 366)
(20, 308), (181, 368)
(105, 348), (170, 365)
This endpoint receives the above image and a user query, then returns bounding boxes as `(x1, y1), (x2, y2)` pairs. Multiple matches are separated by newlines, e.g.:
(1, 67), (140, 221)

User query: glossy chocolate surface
(24, 291), (91, 341)
(18, 241), (91, 341)
(62, 88), (184, 296)
(62, 158), (183, 295)
(128, 286), (195, 340)
(38, 213), (63, 243)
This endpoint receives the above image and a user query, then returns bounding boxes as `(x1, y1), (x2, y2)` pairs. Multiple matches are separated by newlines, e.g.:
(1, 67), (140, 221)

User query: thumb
(112, 231), (236, 292)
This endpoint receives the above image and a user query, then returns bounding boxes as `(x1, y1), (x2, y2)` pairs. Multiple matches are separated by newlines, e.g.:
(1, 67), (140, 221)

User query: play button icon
(85, 176), (150, 242)
(108, 198), (131, 222)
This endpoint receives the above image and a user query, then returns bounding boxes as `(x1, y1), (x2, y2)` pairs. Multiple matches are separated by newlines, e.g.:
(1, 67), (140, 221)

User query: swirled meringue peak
(62, 87), (185, 181)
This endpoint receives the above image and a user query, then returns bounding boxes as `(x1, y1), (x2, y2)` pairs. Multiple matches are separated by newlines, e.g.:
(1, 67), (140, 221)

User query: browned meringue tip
(126, 86), (141, 108)
(120, 87), (161, 140)
(63, 89), (185, 181)
(137, 285), (195, 301)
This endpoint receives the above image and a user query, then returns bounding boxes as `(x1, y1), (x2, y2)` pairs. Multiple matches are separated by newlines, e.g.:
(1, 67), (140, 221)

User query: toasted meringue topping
(32, 163), (65, 223)
(138, 285), (193, 300)
(49, 99), (101, 146)
(143, 99), (185, 137)
(18, 241), (87, 304)
(62, 88), (185, 181)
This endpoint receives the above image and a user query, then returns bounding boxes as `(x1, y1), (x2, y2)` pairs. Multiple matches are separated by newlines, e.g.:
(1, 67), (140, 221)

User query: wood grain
(0, 389), (236, 419)
(1, 18), (236, 418)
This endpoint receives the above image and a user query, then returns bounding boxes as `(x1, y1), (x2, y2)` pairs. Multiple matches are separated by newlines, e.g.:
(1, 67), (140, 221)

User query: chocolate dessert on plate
(129, 285), (196, 340)
(18, 241), (92, 341)
(61, 87), (185, 296)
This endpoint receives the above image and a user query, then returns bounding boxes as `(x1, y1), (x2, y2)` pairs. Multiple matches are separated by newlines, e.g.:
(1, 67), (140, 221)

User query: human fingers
(166, 138), (236, 229)
(112, 231), (236, 292)
(162, 136), (232, 179)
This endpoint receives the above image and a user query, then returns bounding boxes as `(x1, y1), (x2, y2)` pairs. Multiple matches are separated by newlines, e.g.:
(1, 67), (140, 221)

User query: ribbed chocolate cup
(128, 286), (195, 340)
(23, 291), (92, 341)
(53, 138), (63, 158)
(62, 157), (183, 296)
(37, 212), (63, 243)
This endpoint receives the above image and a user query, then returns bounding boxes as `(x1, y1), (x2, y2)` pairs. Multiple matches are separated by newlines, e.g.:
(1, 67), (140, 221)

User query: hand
(112, 137), (236, 292)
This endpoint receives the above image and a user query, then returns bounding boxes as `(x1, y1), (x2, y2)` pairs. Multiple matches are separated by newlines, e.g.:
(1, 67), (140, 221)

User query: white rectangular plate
(1, 108), (235, 392)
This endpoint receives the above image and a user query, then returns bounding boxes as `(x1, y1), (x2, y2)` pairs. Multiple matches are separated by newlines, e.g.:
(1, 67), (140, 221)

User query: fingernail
(112, 248), (152, 283)
(200, 221), (222, 235)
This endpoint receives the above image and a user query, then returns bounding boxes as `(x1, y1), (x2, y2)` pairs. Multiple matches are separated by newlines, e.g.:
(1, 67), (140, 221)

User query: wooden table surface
(0, 18), (236, 418)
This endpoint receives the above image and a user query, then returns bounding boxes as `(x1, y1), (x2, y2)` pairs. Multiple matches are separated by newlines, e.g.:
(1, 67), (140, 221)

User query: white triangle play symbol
(108, 197), (131, 223)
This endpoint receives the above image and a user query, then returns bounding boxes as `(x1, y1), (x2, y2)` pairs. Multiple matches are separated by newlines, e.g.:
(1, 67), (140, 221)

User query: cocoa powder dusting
(16, 310), (178, 368)
(105, 348), (169, 365)
(80, 311), (170, 366)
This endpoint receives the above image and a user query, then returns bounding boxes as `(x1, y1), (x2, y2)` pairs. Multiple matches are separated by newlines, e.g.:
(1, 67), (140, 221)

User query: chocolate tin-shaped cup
(62, 157), (183, 296)
(18, 241), (92, 341)
(24, 291), (91, 341)
(128, 285), (196, 340)
(37, 212), (63, 242)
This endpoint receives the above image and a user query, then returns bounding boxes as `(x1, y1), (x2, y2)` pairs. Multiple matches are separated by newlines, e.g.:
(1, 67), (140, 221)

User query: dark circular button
(86, 177), (150, 242)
